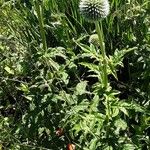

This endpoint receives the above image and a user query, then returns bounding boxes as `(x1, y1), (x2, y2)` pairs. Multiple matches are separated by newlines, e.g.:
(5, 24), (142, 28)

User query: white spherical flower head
(79, 0), (110, 22)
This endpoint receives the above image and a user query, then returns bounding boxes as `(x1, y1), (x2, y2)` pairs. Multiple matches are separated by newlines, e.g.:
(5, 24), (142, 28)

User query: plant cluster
(0, 0), (150, 149)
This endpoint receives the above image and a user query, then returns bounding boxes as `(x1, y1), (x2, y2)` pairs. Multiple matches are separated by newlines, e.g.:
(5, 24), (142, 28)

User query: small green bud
(89, 34), (99, 46)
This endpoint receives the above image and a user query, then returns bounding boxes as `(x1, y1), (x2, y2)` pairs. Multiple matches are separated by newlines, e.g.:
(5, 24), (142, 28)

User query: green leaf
(60, 72), (69, 84)
(76, 81), (87, 95)
(80, 62), (102, 76)
(130, 102), (145, 112)
(108, 60), (118, 79)
(21, 83), (29, 92)
(38, 127), (45, 137)
(104, 146), (113, 150)
(89, 138), (97, 150)
(112, 108), (120, 117)
(123, 144), (136, 150)
(90, 95), (99, 112)
(119, 107), (129, 116)
(72, 101), (89, 113)
(4, 66), (14, 75)
(24, 96), (32, 101)
(115, 119), (127, 130)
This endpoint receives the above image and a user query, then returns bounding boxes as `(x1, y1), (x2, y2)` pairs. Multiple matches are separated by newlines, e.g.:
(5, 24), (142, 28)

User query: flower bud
(89, 34), (99, 46)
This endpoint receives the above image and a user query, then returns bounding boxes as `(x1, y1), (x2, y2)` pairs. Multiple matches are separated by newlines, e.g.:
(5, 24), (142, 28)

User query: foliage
(0, 0), (150, 149)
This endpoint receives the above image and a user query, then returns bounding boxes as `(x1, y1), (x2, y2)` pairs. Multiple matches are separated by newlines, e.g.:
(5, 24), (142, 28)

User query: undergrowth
(0, 0), (150, 149)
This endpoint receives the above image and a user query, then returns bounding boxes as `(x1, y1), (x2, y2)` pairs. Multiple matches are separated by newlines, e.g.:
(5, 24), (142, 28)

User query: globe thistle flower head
(79, 0), (110, 22)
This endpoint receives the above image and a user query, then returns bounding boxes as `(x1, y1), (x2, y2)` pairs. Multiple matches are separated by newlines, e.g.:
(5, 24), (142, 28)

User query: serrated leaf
(90, 95), (99, 112)
(76, 81), (87, 95)
(108, 60), (118, 79)
(130, 103), (145, 112)
(123, 144), (136, 150)
(60, 72), (69, 84)
(89, 138), (97, 150)
(80, 62), (101, 75)
(115, 119), (127, 130)
(72, 101), (89, 113)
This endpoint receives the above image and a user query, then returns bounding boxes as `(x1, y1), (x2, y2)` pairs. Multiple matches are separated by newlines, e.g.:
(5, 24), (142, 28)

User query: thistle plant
(78, 0), (112, 144)
(79, 0), (110, 88)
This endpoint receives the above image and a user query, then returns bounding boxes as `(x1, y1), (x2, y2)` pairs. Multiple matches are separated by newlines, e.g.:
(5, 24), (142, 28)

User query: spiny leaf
(75, 81), (88, 95)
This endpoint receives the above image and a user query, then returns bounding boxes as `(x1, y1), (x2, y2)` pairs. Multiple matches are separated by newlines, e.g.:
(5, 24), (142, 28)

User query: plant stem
(95, 22), (110, 136)
(95, 21), (108, 88)
(35, 1), (47, 52)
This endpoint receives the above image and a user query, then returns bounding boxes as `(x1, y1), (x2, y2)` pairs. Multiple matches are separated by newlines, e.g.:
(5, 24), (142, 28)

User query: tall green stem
(35, 1), (47, 52)
(95, 21), (110, 139)
(95, 21), (108, 88)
